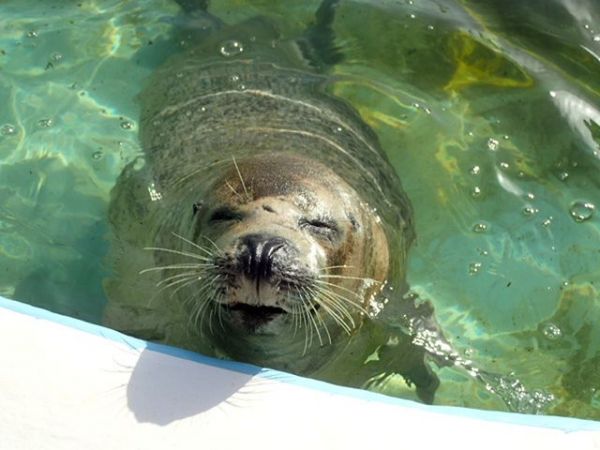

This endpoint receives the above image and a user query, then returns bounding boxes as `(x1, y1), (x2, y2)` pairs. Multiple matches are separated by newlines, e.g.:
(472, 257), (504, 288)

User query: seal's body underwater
(105, 4), (449, 402)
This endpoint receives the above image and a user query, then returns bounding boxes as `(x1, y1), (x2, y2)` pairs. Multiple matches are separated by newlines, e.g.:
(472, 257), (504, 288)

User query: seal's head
(161, 153), (390, 366)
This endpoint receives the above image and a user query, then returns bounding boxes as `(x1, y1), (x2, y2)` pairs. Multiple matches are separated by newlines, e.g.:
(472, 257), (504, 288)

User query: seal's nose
(238, 234), (287, 286)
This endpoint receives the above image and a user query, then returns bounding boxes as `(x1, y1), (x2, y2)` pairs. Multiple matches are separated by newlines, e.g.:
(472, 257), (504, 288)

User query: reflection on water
(0, 0), (598, 419)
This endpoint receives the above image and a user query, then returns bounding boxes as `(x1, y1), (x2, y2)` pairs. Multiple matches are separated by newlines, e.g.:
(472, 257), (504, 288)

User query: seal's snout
(238, 234), (289, 286)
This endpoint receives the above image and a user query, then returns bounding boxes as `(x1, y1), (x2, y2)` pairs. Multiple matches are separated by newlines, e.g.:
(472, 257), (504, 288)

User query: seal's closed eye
(299, 217), (340, 241)
(210, 207), (243, 223)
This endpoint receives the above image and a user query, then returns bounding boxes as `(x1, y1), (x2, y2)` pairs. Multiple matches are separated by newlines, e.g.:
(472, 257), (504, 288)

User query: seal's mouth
(227, 302), (287, 317)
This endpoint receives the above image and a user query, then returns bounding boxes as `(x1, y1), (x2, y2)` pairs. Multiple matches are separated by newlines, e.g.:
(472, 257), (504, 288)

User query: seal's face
(185, 154), (389, 349)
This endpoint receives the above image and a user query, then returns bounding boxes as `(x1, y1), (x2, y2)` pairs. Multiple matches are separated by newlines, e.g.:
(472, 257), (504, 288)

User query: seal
(105, 2), (451, 403)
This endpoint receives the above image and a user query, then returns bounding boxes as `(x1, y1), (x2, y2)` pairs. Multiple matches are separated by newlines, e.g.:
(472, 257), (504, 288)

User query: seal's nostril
(239, 234), (287, 286)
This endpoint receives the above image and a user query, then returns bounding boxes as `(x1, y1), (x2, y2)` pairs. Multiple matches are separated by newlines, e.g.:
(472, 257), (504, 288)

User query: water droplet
(27, 30), (38, 38)
(120, 120), (133, 130)
(487, 138), (499, 151)
(541, 322), (562, 340)
(237, 84), (246, 91)
(594, 35), (600, 42)
(503, 135), (510, 140)
(0, 124), (17, 136)
(220, 40), (244, 57)
(526, 192), (535, 200)
(468, 262), (482, 275)
(469, 165), (480, 175)
(569, 201), (595, 222)
(427, 24), (435, 31)
(408, 13), (416, 19)
(558, 171), (569, 181)
(230, 74), (240, 82)
(38, 118), (53, 128)
(472, 222), (488, 233)
(92, 151), (103, 160)
(333, 126), (343, 133)
(200, 106), (207, 112)
(499, 161), (509, 169)
(522, 206), (538, 217)
(471, 186), (481, 198)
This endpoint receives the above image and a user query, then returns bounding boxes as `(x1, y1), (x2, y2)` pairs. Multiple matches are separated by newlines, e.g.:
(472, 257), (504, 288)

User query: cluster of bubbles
(483, 372), (556, 414)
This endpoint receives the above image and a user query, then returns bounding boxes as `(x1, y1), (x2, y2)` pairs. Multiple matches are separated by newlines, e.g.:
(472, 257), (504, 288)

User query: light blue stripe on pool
(1, 295), (599, 432)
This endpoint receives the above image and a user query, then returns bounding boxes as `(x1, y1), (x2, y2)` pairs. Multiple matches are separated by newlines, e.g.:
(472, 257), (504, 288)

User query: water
(1, 0), (599, 420)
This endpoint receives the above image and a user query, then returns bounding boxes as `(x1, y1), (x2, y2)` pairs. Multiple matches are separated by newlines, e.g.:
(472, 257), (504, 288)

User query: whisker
(318, 274), (380, 284)
(315, 286), (362, 322)
(318, 265), (354, 271)
(302, 286), (332, 345)
(313, 279), (365, 301)
(231, 155), (250, 201)
(156, 271), (201, 287)
(172, 232), (218, 256)
(198, 234), (223, 254)
(140, 263), (214, 274)
(144, 246), (213, 261)
(312, 289), (354, 335)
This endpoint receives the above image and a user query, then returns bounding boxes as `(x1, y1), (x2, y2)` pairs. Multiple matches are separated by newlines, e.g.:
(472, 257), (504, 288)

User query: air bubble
(27, 30), (38, 38)
(558, 171), (569, 181)
(120, 120), (133, 130)
(472, 222), (488, 233)
(541, 322), (562, 340)
(469, 165), (480, 175)
(594, 35), (600, 42)
(522, 206), (538, 217)
(471, 186), (481, 198)
(50, 52), (63, 63)
(468, 262), (482, 275)
(220, 40), (244, 57)
(0, 124), (17, 136)
(92, 151), (103, 160)
(487, 138), (499, 151)
(499, 162), (509, 169)
(541, 216), (553, 228)
(38, 118), (53, 128)
(569, 201), (595, 222)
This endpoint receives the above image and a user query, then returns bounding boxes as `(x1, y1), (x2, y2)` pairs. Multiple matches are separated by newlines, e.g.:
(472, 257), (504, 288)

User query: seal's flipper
(297, 0), (344, 71)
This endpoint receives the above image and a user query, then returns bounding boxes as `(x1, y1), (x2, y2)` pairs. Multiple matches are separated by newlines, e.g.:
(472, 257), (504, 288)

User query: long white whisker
(140, 263), (214, 274)
(172, 232), (218, 256)
(144, 246), (213, 261)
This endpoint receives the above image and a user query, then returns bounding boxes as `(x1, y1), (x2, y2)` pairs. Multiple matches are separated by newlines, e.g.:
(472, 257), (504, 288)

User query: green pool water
(1, 0), (599, 420)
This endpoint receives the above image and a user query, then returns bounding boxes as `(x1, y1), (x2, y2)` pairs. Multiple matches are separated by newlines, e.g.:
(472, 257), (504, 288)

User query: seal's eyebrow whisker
(225, 179), (246, 202)
(231, 155), (251, 202)
(144, 246), (213, 261)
